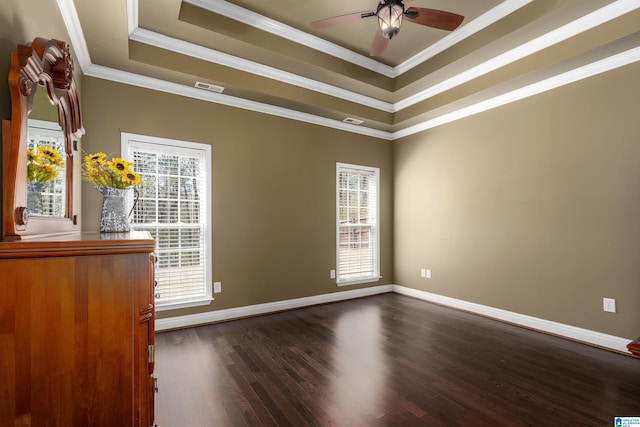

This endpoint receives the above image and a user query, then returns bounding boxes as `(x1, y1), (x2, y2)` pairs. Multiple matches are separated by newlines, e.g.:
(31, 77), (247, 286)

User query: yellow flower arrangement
(27, 146), (64, 183)
(83, 152), (141, 189)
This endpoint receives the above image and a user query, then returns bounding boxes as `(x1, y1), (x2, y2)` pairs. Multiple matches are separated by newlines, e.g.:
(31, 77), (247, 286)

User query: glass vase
(97, 186), (130, 232)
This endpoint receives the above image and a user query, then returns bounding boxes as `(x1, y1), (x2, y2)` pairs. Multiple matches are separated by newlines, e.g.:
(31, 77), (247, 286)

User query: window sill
(155, 297), (214, 312)
(336, 276), (381, 287)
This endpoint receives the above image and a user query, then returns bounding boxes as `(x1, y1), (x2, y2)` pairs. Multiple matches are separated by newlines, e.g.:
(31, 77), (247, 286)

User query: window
(123, 133), (212, 310)
(27, 120), (66, 217)
(336, 163), (380, 285)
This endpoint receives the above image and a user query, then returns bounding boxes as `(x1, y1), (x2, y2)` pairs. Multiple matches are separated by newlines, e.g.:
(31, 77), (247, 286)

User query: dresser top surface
(0, 231), (155, 258)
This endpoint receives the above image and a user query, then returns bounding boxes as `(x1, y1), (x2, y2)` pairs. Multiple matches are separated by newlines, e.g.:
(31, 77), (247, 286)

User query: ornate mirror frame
(2, 37), (84, 240)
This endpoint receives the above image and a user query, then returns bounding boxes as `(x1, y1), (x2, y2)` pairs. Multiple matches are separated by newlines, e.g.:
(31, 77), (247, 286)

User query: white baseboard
(155, 283), (631, 354)
(392, 285), (632, 354)
(155, 284), (393, 331)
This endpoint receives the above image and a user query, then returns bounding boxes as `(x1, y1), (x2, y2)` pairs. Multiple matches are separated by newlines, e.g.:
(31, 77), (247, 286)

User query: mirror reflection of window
(26, 119), (66, 217)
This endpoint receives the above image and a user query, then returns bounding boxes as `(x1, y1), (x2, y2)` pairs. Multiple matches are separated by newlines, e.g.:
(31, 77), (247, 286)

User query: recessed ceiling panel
(70, 0), (638, 137)
(227, 0), (502, 65)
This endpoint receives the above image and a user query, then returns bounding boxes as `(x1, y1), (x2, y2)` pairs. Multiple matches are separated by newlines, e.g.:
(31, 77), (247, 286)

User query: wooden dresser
(629, 337), (640, 358)
(0, 231), (156, 426)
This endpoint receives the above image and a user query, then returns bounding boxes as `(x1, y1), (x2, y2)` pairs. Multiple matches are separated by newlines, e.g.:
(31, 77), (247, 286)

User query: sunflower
(85, 167), (109, 187)
(108, 157), (129, 174)
(37, 146), (64, 166)
(27, 146), (63, 182)
(40, 164), (57, 177)
(83, 152), (141, 189)
(122, 170), (141, 186)
(84, 152), (107, 170)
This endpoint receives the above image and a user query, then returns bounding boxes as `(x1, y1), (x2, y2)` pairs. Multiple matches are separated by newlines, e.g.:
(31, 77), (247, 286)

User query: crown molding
(129, 1), (640, 114)
(395, 0), (640, 111)
(57, 0), (640, 142)
(186, 0), (532, 78)
(394, 0), (532, 75)
(55, 0), (92, 71)
(84, 64), (395, 140)
(84, 39), (640, 142)
(130, 28), (395, 113)
(393, 42), (640, 139)
(127, 0), (139, 37)
(184, 0), (395, 77)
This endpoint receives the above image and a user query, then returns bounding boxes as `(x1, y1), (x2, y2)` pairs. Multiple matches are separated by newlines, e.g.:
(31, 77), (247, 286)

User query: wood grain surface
(155, 293), (640, 426)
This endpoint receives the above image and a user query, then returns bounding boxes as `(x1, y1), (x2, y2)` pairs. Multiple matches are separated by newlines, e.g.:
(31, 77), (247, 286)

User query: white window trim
(335, 162), (381, 286)
(122, 132), (213, 311)
(28, 119), (63, 135)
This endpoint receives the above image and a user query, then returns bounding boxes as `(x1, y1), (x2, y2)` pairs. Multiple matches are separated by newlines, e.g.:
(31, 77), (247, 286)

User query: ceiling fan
(311, 0), (464, 57)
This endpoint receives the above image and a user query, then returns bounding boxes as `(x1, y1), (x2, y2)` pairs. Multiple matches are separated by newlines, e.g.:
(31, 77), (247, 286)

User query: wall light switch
(214, 281), (221, 293)
(330, 269), (336, 279)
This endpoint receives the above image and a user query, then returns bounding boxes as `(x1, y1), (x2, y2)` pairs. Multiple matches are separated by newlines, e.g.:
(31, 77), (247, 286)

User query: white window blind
(123, 133), (212, 309)
(336, 163), (380, 285)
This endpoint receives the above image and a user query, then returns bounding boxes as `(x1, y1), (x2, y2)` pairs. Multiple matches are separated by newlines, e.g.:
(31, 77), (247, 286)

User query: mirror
(2, 37), (84, 240)
(26, 87), (67, 217)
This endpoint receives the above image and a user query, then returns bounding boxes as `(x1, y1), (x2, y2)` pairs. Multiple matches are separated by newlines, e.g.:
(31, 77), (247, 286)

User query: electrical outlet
(426, 269), (432, 279)
(330, 269), (336, 279)
(214, 281), (221, 293)
(420, 268), (426, 278)
(603, 297), (616, 313)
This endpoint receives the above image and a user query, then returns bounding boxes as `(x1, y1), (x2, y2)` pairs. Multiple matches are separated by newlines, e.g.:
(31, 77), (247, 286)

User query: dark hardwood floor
(154, 293), (640, 426)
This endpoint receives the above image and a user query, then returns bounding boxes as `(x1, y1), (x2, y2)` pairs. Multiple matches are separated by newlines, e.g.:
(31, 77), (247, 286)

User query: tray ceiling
(67, 0), (640, 139)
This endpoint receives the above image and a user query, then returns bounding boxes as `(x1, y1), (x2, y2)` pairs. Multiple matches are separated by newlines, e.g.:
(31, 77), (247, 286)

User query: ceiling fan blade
(370, 30), (389, 57)
(404, 8), (464, 31)
(311, 11), (375, 29)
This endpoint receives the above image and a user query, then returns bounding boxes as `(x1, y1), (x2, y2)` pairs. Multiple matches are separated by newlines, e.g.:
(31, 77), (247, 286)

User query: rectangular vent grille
(195, 81), (224, 93)
(343, 117), (363, 125)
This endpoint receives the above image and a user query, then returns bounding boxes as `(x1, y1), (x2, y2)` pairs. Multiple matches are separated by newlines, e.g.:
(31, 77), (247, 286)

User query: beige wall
(81, 77), (394, 318)
(1, 0), (77, 121)
(394, 61), (640, 339)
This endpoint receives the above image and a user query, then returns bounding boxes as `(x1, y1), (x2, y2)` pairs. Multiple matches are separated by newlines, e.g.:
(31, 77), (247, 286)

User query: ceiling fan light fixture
(377, 3), (404, 39)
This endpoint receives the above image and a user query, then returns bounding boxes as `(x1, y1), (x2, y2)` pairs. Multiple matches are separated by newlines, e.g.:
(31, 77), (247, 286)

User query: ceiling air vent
(343, 117), (363, 125)
(195, 81), (225, 93)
